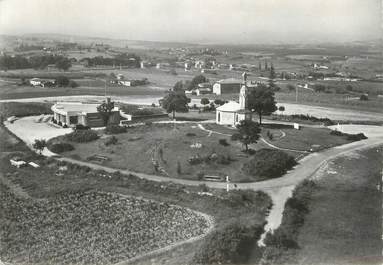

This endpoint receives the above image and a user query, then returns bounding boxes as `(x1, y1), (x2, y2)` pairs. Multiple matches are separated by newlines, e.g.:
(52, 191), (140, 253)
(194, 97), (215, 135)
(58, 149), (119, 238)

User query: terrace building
(51, 100), (120, 127)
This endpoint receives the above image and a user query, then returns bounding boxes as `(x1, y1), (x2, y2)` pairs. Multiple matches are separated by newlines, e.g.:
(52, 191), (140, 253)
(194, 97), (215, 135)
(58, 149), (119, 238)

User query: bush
(49, 142), (74, 153)
(75, 124), (90, 130)
(214, 99), (225, 105)
(65, 130), (99, 143)
(105, 125), (127, 134)
(346, 133), (367, 141)
(193, 223), (264, 265)
(186, 132), (196, 137)
(219, 138), (230, 146)
(360, 94), (369, 101)
(242, 149), (297, 180)
(104, 136), (118, 146)
(330, 130), (367, 141)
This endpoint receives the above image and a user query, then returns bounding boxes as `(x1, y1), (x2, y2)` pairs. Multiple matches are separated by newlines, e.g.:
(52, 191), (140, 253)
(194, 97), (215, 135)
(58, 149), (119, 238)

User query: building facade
(213, 78), (242, 95)
(51, 101), (120, 127)
(216, 73), (252, 126)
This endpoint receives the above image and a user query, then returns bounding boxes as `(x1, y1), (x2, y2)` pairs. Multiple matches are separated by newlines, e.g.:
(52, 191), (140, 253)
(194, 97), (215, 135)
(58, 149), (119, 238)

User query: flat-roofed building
(51, 100), (120, 127)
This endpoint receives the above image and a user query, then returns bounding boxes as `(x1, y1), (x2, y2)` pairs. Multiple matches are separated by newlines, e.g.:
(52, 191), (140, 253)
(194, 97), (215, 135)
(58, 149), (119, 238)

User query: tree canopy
(187, 75), (208, 90)
(161, 91), (189, 119)
(247, 84), (277, 125)
(97, 98), (115, 126)
(231, 120), (261, 152)
(32, 139), (46, 154)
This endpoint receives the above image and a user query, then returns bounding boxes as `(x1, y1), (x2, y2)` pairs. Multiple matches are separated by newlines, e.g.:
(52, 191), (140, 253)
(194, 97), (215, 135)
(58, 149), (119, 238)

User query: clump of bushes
(65, 130), (99, 143)
(193, 222), (264, 265)
(105, 125), (127, 134)
(330, 130), (367, 141)
(104, 136), (118, 146)
(75, 124), (90, 130)
(186, 132), (197, 137)
(48, 142), (74, 153)
(188, 153), (233, 166)
(290, 114), (334, 126)
(219, 138), (230, 146)
(242, 149), (297, 180)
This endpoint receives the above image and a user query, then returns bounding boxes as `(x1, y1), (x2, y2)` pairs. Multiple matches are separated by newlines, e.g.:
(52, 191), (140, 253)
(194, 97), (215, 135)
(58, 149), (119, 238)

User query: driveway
(4, 116), (72, 156)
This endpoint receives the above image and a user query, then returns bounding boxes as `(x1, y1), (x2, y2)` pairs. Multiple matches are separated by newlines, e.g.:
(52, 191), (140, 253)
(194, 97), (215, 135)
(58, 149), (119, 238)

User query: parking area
(5, 115), (72, 156)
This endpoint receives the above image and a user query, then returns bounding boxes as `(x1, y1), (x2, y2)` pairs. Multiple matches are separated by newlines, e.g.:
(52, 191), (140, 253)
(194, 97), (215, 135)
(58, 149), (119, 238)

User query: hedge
(49, 143), (75, 153)
(65, 130), (99, 143)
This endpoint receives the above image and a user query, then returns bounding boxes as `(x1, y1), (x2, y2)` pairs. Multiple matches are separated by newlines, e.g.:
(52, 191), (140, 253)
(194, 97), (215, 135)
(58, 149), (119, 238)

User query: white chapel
(215, 72), (252, 126)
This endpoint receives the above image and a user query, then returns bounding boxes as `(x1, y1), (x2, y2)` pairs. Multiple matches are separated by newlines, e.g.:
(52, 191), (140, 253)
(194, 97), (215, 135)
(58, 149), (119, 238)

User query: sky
(0, 0), (381, 44)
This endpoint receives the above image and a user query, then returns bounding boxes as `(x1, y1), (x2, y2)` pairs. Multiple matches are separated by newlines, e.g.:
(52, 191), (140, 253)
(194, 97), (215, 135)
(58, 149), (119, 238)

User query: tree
(231, 120), (261, 152)
(360, 94), (369, 101)
(97, 98), (115, 126)
(55, 57), (71, 71)
(187, 75), (208, 90)
(247, 84), (277, 125)
(32, 139), (46, 154)
(173, 81), (184, 92)
(55, 76), (70, 87)
(69, 80), (78, 88)
(161, 90), (189, 119)
(278, 106), (285, 114)
(200, 98), (210, 105)
(268, 63), (276, 89)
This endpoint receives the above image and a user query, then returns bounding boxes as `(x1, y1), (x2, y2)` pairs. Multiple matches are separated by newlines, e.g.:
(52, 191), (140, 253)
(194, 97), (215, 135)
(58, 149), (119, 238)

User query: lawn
(295, 147), (382, 264)
(49, 122), (356, 182)
(260, 124), (353, 152)
(53, 123), (257, 182)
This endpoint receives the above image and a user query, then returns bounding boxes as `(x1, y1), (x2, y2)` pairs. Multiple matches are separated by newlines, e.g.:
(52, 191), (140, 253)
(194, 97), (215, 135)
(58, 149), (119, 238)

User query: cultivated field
(0, 188), (209, 265)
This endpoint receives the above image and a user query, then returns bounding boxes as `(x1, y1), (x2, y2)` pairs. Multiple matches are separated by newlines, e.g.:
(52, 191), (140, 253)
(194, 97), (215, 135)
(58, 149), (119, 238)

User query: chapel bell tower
(239, 72), (248, 109)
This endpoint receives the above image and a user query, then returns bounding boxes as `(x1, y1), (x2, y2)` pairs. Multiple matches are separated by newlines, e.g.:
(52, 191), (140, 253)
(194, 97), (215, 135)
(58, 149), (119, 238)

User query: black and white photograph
(0, 0), (382, 264)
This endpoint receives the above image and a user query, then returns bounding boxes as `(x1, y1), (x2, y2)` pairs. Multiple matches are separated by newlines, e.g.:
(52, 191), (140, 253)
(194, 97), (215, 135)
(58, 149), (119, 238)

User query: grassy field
(295, 147), (382, 264)
(50, 122), (356, 182)
(0, 119), (272, 265)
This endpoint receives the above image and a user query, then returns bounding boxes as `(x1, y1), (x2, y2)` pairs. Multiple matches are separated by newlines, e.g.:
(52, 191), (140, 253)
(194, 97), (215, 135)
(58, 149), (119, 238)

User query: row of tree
(0, 55), (72, 71)
(80, 53), (141, 68)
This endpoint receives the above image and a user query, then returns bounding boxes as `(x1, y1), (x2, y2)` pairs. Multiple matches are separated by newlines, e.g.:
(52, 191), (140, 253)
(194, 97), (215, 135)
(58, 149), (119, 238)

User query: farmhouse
(213, 78), (242, 95)
(216, 73), (252, 126)
(51, 100), (120, 127)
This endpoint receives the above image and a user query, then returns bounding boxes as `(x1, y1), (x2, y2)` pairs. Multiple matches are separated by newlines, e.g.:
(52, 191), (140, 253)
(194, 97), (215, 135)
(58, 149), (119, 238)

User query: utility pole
(295, 85), (298, 102)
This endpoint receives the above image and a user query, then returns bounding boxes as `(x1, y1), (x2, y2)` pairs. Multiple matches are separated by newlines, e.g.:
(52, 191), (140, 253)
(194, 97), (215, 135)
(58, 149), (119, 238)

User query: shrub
(75, 124), (90, 130)
(242, 149), (297, 180)
(65, 130), (99, 143)
(177, 161), (182, 174)
(199, 184), (209, 192)
(360, 94), (368, 101)
(193, 223), (264, 265)
(214, 99), (225, 105)
(197, 171), (204, 180)
(186, 132), (196, 137)
(219, 138), (230, 146)
(346, 133), (367, 141)
(267, 131), (273, 140)
(49, 142), (74, 153)
(63, 124), (68, 128)
(58, 121), (62, 126)
(105, 125), (127, 134)
(104, 136), (118, 146)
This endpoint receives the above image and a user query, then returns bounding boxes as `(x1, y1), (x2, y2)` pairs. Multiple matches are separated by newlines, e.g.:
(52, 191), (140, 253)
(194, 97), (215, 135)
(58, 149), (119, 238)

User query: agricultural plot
(0, 187), (209, 265)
